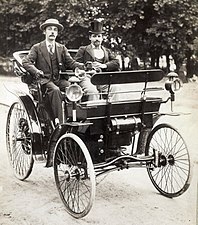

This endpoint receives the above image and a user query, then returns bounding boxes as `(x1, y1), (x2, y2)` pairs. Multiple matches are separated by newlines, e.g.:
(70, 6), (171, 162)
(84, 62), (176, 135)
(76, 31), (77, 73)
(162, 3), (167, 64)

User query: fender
(10, 92), (43, 154)
(4, 81), (43, 154)
(45, 124), (71, 167)
(46, 122), (91, 167)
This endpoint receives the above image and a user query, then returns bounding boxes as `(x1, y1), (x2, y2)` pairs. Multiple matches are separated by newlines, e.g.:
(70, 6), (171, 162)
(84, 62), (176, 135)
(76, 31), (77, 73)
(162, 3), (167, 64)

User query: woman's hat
(40, 18), (64, 31)
(89, 19), (105, 34)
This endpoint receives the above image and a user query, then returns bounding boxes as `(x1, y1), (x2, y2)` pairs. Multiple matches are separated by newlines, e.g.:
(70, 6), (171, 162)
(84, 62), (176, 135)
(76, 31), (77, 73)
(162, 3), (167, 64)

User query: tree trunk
(166, 54), (170, 73)
(121, 55), (125, 70)
(150, 55), (155, 68)
(156, 57), (159, 68)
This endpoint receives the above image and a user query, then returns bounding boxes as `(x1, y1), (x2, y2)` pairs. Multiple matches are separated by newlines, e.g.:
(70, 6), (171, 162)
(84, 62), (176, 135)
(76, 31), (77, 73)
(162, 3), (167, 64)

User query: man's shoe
(45, 159), (53, 167)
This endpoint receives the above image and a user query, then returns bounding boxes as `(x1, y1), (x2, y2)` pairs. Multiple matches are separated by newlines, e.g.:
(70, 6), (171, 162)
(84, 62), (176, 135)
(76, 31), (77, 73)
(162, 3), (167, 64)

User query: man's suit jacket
(22, 40), (83, 84)
(75, 44), (120, 71)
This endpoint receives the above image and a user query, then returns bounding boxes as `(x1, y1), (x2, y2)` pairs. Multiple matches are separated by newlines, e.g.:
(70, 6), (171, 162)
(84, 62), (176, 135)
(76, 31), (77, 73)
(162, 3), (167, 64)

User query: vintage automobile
(6, 50), (191, 218)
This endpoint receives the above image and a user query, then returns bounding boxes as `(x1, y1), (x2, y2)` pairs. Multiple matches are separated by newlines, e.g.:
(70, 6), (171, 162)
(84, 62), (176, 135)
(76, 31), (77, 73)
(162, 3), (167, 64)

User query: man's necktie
(49, 44), (53, 55)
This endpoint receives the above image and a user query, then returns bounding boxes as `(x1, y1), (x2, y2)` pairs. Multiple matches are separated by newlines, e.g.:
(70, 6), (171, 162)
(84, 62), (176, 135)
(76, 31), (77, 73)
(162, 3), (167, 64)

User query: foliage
(0, 0), (197, 73)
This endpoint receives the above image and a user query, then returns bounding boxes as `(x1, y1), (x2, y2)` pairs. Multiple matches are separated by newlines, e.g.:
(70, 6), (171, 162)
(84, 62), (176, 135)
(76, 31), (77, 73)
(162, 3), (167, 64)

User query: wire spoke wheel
(6, 102), (34, 180)
(146, 123), (191, 198)
(54, 133), (95, 218)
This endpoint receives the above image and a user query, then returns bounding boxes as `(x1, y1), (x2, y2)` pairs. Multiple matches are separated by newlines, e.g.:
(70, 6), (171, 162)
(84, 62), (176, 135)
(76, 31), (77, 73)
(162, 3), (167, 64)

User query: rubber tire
(6, 102), (34, 180)
(145, 123), (191, 198)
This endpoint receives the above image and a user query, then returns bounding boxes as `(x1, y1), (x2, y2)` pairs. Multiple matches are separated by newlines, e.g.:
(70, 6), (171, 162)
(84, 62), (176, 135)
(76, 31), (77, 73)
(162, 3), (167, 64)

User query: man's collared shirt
(46, 41), (55, 54)
(91, 44), (104, 59)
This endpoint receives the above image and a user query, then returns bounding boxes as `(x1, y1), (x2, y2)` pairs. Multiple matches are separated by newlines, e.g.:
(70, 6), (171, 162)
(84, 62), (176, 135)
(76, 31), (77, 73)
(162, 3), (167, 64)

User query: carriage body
(5, 51), (192, 218)
(66, 85), (162, 163)
(10, 51), (164, 163)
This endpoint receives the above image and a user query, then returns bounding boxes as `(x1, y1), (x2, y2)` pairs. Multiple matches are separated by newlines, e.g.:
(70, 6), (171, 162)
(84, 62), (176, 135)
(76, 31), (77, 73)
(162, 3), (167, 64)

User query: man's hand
(75, 67), (86, 80)
(35, 70), (44, 79)
(77, 62), (85, 70)
(92, 62), (107, 70)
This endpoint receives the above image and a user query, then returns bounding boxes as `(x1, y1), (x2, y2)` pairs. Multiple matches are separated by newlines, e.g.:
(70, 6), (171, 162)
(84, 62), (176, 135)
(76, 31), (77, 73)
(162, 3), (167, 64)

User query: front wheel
(146, 124), (191, 198)
(53, 133), (96, 218)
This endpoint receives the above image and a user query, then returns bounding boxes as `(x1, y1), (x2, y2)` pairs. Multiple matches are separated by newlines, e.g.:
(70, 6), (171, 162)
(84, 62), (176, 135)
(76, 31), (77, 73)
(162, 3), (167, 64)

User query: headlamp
(66, 84), (83, 102)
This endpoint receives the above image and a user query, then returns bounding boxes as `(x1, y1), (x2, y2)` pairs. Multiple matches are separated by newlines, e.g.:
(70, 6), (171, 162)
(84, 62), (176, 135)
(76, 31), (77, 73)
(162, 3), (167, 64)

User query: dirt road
(0, 76), (197, 225)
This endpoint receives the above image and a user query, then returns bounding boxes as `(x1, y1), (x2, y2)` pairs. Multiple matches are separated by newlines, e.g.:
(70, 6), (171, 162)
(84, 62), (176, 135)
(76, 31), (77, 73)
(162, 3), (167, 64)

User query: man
(22, 18), (84, 124)
(75, 19), (120, 101)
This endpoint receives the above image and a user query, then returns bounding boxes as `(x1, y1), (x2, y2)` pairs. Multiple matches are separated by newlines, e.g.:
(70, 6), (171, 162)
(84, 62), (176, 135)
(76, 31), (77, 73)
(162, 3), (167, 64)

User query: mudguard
(46, 122), (91, 167)
(20, 95), (43, 154)
(8, 90), (43, 154)
(46, 124), (70, 167)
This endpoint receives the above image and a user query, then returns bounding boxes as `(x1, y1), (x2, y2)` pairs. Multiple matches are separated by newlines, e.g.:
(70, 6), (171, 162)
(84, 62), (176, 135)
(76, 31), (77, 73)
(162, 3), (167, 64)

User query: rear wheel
(146, 124), (191, 198)
(53, 133), (95, 218)
(6, 102), (34, 180)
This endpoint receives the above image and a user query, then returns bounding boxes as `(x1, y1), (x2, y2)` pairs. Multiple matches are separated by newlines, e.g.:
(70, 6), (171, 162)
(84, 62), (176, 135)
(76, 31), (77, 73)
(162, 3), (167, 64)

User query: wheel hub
(65, 170), (71, 181)
(160, 154), (175, 166)
(64, 166), (83, 181)
(160, 155), (167, 166)
(17, 118), (31, 154)
(168, 154), (175, 166)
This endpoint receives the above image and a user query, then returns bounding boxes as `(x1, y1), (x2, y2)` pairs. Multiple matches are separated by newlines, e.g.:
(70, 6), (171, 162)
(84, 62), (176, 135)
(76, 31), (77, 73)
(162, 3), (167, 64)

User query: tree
(146, 0), (198, 73)
(0, 0), (44, 56)
(0, 0), (197, 76)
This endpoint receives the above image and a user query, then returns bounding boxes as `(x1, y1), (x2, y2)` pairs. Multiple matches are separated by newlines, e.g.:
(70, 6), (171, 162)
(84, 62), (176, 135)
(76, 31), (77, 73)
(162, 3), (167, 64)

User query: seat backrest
(13, 51), (29, 76)
(13, 50), (29, 65)
(91, 69), (164, 85)
(12, 51), (34, 84)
